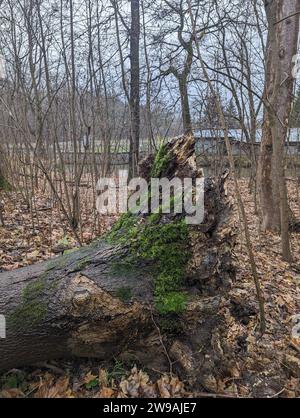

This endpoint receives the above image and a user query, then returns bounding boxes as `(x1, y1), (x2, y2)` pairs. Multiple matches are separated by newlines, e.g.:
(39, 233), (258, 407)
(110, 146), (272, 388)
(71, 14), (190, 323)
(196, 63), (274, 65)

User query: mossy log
(0, 136), (236, 390)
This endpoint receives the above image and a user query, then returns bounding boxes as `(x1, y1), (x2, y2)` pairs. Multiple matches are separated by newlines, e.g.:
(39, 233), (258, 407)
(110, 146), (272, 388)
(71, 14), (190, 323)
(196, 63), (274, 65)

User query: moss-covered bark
(107, 212), (190, 314)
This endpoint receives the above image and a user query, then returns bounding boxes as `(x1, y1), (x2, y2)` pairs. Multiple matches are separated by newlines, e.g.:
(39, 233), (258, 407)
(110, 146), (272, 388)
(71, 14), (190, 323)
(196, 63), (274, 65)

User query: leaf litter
(0, 179), (300, 397)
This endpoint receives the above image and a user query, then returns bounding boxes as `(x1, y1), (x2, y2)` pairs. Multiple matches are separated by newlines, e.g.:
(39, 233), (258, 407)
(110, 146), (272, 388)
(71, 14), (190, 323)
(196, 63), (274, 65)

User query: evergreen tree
(224, 98), (240, 129)
(199, 90), (223, 128)
(199, 92), (239, 129)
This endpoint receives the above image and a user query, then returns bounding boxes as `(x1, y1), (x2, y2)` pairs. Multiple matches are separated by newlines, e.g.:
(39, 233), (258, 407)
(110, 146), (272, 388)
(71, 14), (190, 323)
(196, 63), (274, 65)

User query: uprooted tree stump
(0, 136), (236, 390)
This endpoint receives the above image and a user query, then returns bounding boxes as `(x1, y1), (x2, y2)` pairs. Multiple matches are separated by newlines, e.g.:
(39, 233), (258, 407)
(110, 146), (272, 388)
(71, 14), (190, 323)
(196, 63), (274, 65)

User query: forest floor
(0, 179), (299, 398)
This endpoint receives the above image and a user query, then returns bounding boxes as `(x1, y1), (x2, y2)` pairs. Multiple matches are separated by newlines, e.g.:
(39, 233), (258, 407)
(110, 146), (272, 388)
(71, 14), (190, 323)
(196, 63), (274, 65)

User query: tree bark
(258, 27), (280, 231)
(0, 168), (5, 226)
(0, 153), (8, 226)
(129, 0), (140, 178)
(0, 137), (236, 389)
(259, 0), (300, 240)
(179, 75), (192, 135)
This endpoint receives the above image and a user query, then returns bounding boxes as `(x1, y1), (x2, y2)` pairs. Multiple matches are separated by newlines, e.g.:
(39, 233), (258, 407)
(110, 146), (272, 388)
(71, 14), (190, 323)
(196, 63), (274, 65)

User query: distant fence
(62, 139), (300, 164)
(10, 136), (300, 175)
(54, 150), (150, 173)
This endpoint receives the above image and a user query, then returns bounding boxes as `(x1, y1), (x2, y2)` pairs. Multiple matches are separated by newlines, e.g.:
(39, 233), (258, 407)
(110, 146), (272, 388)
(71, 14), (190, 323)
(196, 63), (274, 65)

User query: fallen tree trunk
(0, 136), (236, 389)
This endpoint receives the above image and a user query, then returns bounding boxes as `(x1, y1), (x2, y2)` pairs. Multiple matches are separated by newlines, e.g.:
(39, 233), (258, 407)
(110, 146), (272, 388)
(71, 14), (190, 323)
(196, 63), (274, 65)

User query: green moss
(49, 277), (60, 290)
(107, 211), (189, 315)
(148, 212), (161, 224)
(64, 247), (79, 255)
(0, 174), (12, 191)
(45, 254), (69, 271)
(74, 257), (91, 271)
(10, 303), (47, 328)
(106, 212), (138, 245)
(8, 279), (47, 328)
(110, 260), (138, 277)
(9, 251), (94, 330)
(116, 286), (132, 303)
(155, 292), (187, 315)
(23, 279), (45, 299)
(151, 143), (172, 178)
(137, 221), (189, 314)
(105, 143), (190, 316)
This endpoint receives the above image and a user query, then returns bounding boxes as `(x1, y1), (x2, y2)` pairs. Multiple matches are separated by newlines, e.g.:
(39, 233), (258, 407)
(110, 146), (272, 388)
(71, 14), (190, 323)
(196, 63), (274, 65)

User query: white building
(0, 55), (6, 80)
(194, 128), (300, 156)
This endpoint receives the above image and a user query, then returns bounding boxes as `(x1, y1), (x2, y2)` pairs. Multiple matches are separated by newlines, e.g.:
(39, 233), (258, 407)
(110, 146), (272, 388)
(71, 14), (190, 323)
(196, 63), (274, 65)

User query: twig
(34, 362), (66, 375)
(268, 388), (286, 398)
(192, 391), (240, 399)
(289, 340), (300, 354)
(275, 11), (300, 25)
(150, 309), (173, 376)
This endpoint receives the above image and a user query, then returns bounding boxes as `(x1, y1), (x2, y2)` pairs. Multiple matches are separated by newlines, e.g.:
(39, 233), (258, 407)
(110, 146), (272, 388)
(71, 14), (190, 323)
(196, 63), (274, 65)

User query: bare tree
(258, 0), (300, 261)
(151, 0), (196, 135)
(129, 0), (141, 177)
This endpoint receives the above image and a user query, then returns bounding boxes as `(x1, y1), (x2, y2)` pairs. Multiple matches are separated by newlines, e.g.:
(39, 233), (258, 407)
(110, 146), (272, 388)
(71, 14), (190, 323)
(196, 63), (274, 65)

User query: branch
(275, 10), (300, 25)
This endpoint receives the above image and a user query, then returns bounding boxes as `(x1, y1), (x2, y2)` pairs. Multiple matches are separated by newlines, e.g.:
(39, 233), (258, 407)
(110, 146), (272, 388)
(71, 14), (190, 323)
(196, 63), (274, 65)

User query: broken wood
(0, 136), (236, 390)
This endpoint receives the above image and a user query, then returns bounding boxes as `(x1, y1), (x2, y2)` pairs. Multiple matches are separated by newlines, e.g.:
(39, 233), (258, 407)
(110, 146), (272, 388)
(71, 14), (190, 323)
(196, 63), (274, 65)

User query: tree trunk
(0, 165), (9, 226)
(129, 0), (140, 178)
(179, 75), (192, 136)
(0, 167), (5, 225)
(258, 27), (280, 231)
(259, 0), (300, 238)
(0, 137), (236, 389)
